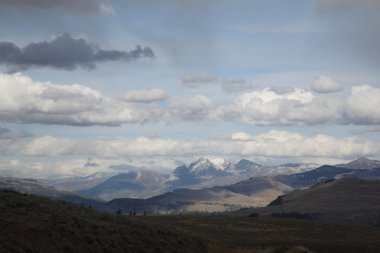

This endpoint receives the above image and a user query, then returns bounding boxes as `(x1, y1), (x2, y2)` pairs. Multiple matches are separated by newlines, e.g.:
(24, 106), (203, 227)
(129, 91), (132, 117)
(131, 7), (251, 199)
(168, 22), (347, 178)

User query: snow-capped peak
(189, 158), (231, 172)
(208, 158), (231, 170)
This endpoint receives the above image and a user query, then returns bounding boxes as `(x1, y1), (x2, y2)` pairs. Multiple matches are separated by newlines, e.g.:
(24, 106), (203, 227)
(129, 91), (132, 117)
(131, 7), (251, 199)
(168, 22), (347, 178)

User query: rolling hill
(240, 178), (380, 227)
(0, 190), (207, 253)
(0, 176), (111, 212)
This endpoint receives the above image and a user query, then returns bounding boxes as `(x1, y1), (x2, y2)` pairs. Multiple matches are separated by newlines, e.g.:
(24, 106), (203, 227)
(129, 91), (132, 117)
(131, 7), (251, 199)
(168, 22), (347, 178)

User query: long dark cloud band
(0, 33), (154, 71)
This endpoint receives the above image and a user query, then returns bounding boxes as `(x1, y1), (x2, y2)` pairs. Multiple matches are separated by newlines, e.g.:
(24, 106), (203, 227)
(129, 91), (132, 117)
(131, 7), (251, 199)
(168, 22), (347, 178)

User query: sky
(0, 0), (380, 178)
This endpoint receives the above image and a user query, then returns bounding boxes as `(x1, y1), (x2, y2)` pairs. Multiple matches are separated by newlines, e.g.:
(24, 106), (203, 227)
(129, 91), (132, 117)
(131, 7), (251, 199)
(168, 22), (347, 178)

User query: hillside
(3, 190), (380, 253)
(80, 170), (167, 200)
(240, 178), (380, 227)
(336, 157), (380, 170)
(0, 190), (206, 253)
(0, 176), (111, 212)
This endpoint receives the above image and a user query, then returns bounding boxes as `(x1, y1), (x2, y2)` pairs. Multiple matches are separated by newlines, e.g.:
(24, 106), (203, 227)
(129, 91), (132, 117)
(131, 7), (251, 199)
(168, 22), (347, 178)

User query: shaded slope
(273, 165), (352, 188)
(0, 190), (207, 253)
(144, 215), (380, 253)
(245, 178), (380, 227)
(0, 176), (110, 211)
(81, 170), (167, 200)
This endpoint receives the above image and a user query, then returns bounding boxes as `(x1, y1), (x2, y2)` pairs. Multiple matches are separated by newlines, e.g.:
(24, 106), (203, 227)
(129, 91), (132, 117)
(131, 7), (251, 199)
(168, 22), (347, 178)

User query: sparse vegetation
(0, 190), (207, 253)
(2, 189), (380, 253)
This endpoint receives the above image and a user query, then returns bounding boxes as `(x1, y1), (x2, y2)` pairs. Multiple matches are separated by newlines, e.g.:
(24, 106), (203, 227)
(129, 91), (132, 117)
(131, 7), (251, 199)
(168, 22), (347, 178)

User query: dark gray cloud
(0, 127), (32, 139)
(0, 0), (113, 15)
(0, 33), (154, 72)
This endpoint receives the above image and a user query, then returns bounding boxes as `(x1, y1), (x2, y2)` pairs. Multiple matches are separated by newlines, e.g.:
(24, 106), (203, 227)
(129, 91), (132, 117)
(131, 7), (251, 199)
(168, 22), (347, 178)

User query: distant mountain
(167, 158), (235, 187)
(244, 178), (380, 227)
(0, 176), (110, 211)
(234, 159), (263, 172)
(107, 177), (292, 213)
(166, 158), (319, 188)
(336, 157), (380, 170)
(81, 158), (320, 200)
(273, 165), (353, 189)
(42, 172), (115, 191)
(264, 163), (319, 176)
(81, 170), (167, 200)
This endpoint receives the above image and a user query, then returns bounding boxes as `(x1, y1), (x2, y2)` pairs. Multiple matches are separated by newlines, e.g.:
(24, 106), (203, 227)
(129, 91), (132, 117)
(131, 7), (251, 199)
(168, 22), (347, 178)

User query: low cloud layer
(1, 129), (379, 178)
(20, 131), (380, 160)
(0, 0), (114, 15)
(0, 33), (154, 72)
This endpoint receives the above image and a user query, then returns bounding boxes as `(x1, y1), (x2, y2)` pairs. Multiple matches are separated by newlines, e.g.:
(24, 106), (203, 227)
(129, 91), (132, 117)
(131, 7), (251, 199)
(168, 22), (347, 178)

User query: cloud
(0, 0), (114, 15)
(221, 79), (254, 93)
(164, 95), (217, 123)
(1, 73), (379, 127)
(311, 75), (343, 93)
(20, 131), (380, 161)
(0, 159), (113, 178)
(0, 127), (32, 139)
(0, 73), (155, 126)
(220, 87), (320, 125)
(231, 132), (252, 141)
(181, 75), (218, 88)
(219, 85), (380, 126)
(1, 129), (378, 177)
(122, 89), (167, 103)
(345, 84), (380, 125)
(0, 33), (154, 72)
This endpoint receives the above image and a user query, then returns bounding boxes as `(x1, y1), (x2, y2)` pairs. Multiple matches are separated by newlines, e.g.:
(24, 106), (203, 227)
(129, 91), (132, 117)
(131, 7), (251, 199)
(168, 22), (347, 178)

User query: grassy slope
(3, 188), (380, 253)
(240, 178), (380, 226)
(141, 215), (380, 253)
(0, 190), (207, 253)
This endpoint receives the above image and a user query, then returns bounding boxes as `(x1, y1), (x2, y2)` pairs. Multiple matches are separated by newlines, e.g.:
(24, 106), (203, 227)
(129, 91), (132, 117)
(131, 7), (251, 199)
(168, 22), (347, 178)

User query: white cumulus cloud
(0, 73), (155, 126)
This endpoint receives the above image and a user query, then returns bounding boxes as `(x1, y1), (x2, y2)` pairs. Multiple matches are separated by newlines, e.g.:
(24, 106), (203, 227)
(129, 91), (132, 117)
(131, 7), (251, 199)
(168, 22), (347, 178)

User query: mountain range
(79, 158), (318, 200)
(1, 157), (380, 214)
(106, 157), (380, 213)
